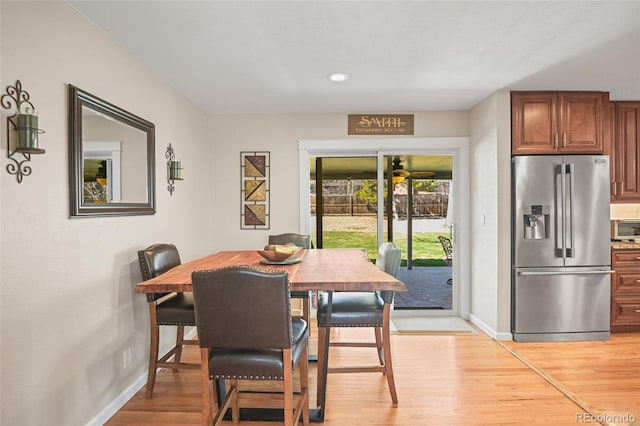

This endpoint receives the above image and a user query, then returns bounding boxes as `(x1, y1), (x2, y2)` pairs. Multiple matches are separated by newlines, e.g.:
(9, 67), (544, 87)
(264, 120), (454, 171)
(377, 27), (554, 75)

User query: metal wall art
(2, 80), (46, 183)
(241, 151), (270, 229)
(166, 143), (183, 195)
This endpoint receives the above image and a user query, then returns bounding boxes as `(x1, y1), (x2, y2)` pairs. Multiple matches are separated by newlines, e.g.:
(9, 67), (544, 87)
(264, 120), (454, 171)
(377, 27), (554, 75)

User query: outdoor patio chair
(437, 235), (453, 266)
(437, 236), (453, 285)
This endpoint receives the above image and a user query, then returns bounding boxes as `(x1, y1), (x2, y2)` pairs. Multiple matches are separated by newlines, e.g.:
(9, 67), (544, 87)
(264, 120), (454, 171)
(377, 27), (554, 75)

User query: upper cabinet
(511, 91), (607, 155)
(610, 101), (640, 202)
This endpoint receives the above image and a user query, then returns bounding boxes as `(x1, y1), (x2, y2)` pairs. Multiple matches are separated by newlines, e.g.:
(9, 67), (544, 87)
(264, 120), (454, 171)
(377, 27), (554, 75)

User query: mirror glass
(69, 85), (155, 217)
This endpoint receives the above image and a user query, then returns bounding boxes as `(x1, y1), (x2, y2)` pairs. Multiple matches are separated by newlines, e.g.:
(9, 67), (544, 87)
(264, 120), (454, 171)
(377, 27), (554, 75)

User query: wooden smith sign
(348, 114), (414, 135)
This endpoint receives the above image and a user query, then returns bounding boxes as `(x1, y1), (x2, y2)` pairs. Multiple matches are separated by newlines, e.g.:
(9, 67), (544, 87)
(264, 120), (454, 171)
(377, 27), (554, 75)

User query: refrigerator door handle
(567, 163), (575, 258)
(554, 165), (561, 257)
(517, 270), (614, 276)
(556, 163), (567, 259)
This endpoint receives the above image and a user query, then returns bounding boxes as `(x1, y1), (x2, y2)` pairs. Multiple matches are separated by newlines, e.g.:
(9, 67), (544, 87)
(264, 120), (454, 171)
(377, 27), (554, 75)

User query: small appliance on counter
(611, 219), (640, 242)
(511, 155), (612, 342)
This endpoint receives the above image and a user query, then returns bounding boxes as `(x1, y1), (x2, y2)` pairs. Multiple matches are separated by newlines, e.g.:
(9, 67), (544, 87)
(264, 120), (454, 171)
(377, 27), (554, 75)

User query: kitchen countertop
(611, 241), (640, 249)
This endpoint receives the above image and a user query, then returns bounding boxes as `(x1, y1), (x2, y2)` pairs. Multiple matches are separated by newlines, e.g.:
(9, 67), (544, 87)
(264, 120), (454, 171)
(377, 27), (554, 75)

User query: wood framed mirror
(68, 85), (155, 217)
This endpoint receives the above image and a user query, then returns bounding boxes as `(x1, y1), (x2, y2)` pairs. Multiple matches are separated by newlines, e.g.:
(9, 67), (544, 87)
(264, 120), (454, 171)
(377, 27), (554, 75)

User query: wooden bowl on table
(257, 246), (301, 263)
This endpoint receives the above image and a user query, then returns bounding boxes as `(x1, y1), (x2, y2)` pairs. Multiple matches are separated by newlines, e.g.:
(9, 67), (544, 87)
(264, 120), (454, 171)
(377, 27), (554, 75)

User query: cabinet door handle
(635, 309), (640, 313)
(554, 133), (559, 149)
(563, 133), (567, 148)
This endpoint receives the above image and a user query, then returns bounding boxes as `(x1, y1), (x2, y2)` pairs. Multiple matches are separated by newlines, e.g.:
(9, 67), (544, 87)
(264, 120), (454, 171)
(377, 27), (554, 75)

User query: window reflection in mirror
(83, 158), (111, 203)
(83, 140), (123, 203)
(69, 85), (155, 217)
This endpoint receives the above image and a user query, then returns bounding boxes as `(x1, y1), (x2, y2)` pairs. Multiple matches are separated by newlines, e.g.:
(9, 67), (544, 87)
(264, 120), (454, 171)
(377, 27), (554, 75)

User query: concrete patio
(394, 266), (452, 310)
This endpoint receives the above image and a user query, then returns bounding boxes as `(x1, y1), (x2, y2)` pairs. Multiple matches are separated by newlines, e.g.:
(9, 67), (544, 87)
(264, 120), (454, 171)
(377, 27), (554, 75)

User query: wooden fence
(310, 193), (449, 219)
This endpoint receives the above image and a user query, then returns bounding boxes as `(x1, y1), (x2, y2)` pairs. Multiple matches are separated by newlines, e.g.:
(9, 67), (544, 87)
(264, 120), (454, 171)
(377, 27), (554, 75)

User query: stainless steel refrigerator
(511, 155), (612, 342)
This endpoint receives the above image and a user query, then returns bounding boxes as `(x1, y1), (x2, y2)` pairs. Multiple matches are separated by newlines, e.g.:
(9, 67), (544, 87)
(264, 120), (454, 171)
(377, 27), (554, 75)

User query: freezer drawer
(512, 268), (611, 342)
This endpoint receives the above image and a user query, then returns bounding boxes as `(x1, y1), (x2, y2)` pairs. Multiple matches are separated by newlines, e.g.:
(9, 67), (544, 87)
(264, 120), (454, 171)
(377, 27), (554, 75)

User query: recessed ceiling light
(327, 72), (350, 83)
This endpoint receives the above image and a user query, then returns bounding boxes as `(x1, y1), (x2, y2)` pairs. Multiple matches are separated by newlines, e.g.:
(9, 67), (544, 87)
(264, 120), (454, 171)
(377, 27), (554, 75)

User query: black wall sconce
(1, 80), (45, 183)
(166, 143), (183, 195)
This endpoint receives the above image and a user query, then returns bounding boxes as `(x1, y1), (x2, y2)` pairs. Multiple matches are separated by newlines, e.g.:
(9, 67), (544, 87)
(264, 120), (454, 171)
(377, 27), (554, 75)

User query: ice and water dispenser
(523, 205), (550, 240)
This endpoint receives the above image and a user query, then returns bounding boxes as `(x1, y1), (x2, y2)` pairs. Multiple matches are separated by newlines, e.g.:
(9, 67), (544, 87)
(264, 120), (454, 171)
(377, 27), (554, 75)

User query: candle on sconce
(16, 112), (39, 150)
(170, 160), (182, 179)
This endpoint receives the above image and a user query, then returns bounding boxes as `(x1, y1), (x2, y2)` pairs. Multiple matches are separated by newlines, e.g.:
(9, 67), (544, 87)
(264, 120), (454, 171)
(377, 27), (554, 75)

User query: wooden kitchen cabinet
(610, 248), (640, 332)
(511, 91), (607, 155)
(610, 101), (640, 201)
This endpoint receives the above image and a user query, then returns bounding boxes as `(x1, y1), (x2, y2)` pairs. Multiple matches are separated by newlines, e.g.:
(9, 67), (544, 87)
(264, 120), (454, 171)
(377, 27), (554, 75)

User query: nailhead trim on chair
(212, 374), (285, 380)
(156, 321), (196, 326)
(208, 343), (305, 382)
(317, 322), (383, 327)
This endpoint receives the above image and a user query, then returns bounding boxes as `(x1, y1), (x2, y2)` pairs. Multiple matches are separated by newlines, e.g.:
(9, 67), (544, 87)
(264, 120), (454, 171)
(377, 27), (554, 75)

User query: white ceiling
(67, 1), (640, 114)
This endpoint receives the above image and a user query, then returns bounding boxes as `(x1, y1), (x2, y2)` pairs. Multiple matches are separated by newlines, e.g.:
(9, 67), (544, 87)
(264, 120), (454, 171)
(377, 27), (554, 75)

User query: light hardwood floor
(107, 322), (639, 426)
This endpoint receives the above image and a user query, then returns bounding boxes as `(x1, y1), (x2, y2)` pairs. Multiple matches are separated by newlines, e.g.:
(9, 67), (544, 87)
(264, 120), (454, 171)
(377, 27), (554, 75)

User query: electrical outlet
(123, 348), (132, 369)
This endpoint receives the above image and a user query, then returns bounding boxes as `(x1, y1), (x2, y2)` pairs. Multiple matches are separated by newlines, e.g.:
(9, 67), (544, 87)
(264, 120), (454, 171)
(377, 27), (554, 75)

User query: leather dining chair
(268, 233), (313, 322)
(316, 242), (402, 405)
(192, 266), (309, 426)
(137, 243), (199, 398)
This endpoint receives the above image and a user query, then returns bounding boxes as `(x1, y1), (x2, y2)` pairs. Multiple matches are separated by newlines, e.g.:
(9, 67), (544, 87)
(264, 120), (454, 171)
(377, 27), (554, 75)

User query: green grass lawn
(318, 231), (450, 266)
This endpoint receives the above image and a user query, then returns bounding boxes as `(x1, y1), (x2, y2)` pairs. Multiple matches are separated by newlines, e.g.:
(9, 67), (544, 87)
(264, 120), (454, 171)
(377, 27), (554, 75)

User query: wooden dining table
(136, 247), (406, 422)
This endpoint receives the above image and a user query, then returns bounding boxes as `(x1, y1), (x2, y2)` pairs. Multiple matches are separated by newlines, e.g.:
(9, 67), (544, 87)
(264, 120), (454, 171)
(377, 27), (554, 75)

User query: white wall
(495, 92), (512, 336)
(1, 2), (212, 425)
(468, 91), (512, 338)
(209, 112), (469, 252)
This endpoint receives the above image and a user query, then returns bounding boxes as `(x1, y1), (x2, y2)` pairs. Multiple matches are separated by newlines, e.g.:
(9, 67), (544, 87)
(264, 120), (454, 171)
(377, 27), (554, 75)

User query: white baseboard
(470, 314), (513, 341)
(86, 372), (147, 426)
(86, 327), (199, 426)
(494, 331), (514, 340)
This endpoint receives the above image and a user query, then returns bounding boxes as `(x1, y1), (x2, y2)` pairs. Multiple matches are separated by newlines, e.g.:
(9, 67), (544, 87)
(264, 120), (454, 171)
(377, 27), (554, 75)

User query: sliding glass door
(383, 154), (454, 311)
(310, 156), (382, 256)
(298, 138), (468, 318)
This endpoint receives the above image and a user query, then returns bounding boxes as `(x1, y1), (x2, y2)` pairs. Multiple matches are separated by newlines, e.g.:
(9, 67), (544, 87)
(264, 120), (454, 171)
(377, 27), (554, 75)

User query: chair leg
(212, 380), (237, 426)
(174, 325), (185, 372)
(374, 327), (384, 367)
(316, 326), (326, 408)
(200, 348), (213, 426)
(231, 380), (240, 425)
(382, 310), (398, 404)
(283, 349), (293, 426)
(302, 297), (310, 323)
(146, 305), (160, 398)
(300, 344), (310, 426)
